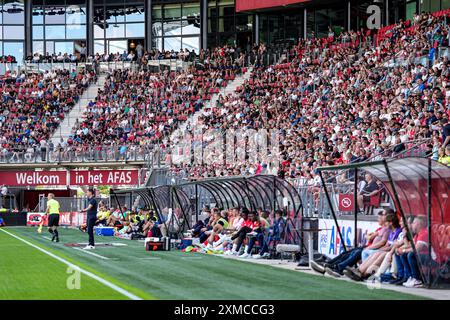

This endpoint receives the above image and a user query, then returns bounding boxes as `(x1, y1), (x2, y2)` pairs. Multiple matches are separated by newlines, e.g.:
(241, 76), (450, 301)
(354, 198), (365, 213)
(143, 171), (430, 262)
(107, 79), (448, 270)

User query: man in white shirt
(1, 185), (7, 197)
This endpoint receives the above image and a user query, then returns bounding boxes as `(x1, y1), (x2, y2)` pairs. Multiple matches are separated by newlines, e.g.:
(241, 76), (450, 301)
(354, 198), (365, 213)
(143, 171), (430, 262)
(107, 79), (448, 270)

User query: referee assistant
(45, 193), (60, 242)
(80, 189), (98, 250)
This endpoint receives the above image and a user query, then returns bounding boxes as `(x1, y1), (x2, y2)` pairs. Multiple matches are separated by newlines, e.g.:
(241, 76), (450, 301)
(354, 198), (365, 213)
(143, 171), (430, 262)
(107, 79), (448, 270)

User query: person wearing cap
(80, 189), (98, 250)
(313, 210), (388, 277)
(204, 210), (229, 246)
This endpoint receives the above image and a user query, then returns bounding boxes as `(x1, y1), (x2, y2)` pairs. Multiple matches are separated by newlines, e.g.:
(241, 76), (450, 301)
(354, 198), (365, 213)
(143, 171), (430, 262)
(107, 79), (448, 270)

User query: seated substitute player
(45, 193), (60, 242)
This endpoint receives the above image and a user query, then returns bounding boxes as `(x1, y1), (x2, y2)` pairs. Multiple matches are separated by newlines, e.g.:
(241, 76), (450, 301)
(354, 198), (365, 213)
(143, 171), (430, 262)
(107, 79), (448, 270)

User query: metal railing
(21, 61), (138, 73)
(146, 59), (191, 71)
(370, 138), (432, 161)
(1, 194), (17, 210)
(298, 182), (357, 218)
(384, 44), (450, 69)
(296, 184), (332, 218)
(36, 196), (111, 213)
(0, 63), (20, 75)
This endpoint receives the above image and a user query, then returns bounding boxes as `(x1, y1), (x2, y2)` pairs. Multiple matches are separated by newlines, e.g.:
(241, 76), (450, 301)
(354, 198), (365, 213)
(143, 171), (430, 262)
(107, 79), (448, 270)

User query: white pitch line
(42, 236), (53, 241)
(0, 228), (141, 300)
(73, 247), (111, 260)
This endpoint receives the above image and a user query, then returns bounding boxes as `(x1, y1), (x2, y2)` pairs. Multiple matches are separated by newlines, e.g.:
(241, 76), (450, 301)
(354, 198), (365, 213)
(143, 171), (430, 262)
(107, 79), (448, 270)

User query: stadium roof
(177, 175), (302, 215)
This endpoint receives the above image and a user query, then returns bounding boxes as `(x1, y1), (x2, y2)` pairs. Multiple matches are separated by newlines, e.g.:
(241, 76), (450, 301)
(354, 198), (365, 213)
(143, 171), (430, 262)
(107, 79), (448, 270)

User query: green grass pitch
(0, 227), (426, 300)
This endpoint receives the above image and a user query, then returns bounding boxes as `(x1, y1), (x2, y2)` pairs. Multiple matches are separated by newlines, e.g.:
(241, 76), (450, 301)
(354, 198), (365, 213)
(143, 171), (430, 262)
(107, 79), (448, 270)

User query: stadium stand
(1, 12), (448, 174)
(25, 49), (199, 64)
(1, 1), (450, 303)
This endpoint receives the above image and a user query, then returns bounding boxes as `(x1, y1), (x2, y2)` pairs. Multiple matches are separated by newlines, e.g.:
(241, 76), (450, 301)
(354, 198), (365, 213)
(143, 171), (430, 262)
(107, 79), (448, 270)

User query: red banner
(69, 170), (139, 186)
(338, 194), (355, 212)
(0, 169), (139, 187)
(236, 0), (309, 12)
(0, 170), (67, 187)
(59, 212), (72, 226)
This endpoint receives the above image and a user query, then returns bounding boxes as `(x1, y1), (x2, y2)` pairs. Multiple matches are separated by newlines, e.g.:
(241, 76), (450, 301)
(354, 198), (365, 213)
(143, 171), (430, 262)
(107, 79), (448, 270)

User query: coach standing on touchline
(45, 193), (60, 242)
(80, 189), (98, 250)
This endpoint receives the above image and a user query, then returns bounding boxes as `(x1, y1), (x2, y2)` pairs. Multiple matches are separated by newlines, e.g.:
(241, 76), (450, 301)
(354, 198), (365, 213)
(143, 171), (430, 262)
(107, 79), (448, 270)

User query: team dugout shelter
(111, 175), (304, 243)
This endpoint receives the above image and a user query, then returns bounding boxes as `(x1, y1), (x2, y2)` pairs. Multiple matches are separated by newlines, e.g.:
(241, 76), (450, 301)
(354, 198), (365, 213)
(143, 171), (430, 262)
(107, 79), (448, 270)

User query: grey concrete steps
(168, 67), (253, 146)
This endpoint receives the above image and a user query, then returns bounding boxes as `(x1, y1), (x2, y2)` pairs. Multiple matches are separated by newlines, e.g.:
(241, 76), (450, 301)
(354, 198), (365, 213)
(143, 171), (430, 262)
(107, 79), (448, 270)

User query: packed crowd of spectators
(90, 47), (198, 64)
(168, 12), (450, 181)
(188, 205), (284, 259)
(24, 42), (255, 65)
(0, 68), (96, 159)
(78, 201), (164, 240)
(0, 45), (248, 162)
(310, 209), (434, 288)
(4, 12), (450, 174)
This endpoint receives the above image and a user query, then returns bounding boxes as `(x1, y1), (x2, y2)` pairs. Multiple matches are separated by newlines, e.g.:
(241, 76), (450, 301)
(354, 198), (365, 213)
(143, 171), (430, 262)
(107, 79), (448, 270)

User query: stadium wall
(0, 167), (144, 211)
(318, 218), (378, 258)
